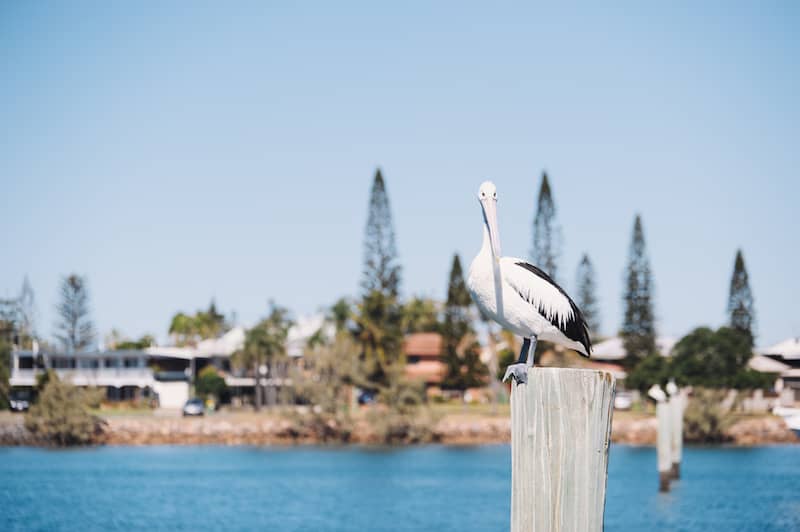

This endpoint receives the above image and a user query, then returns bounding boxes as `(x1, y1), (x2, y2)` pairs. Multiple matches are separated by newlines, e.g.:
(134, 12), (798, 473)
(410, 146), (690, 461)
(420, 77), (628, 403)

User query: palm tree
(233, 303), (292, 410)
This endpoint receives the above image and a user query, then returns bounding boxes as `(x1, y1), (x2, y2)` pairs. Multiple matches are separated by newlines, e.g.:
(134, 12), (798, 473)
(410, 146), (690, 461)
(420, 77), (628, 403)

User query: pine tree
(355, 168), (404, 390)
(530, 172), (562, 281)
(361, 168), (401, 297)
(54, 274), (95, 353)
(17, 276), (36, 347)
(441, 254), (488, 392)
(727, 249), (756, 346)
(575, 253), (600, 336)
(401, 297), (440, 334)
(621, 215), (656, 368)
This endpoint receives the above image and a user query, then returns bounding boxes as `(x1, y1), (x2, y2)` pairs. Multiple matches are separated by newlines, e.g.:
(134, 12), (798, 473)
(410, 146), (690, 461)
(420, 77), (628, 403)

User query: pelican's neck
(481, 222), (492, 258)
(479, 217), (504, 315)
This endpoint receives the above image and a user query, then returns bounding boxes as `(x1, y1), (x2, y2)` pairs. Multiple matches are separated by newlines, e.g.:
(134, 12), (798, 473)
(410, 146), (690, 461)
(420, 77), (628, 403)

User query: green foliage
(168, 300), (228, 346)
(362, 168), (401, 297)
(730, 369), (775, 390)
(234, 302), (292, 373)
(0, 341), (10, 409)
(364, 361), (436, 443)
(683, 388), (735, 443)
(445, 339), (489, 390)
(55, 274), (95, 353)
(670, 326), (758, 388)
(24, 371), (105, 446)
(196, 366), (229, 402)
(441, 254), (488, 391)
(330, 298), (352, 334)
(530, 172), (562, 281)
(575, 253), (600, 336)
(13, 277), (37, 349)
(365, 406), (439, 444)
(353, 290), (404, 391)
(621, 215), (656, 369)
(289, 335), (358, 441)
(625, 326), (773, 392)
(355, 168), (405, 393)
(401, 297), (440, 334)
(113, 334), (155, 350)
(624, 353), (669, 393)
(727, 249), (756, 346)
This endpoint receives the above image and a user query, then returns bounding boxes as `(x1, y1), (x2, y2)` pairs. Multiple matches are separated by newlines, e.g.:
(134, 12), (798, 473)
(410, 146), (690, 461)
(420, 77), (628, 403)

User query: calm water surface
(1, 444), (798, 531)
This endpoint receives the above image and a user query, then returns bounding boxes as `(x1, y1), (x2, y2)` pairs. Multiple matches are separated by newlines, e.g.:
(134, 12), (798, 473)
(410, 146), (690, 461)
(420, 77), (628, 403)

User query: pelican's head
(478, 181), (501, 259)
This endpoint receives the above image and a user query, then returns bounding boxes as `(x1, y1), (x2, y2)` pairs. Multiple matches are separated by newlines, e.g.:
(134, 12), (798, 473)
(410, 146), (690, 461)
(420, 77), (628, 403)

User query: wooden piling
(656, 401), (672, 492)
(510, 367), (616, 532)
(669, 392), (684, 479)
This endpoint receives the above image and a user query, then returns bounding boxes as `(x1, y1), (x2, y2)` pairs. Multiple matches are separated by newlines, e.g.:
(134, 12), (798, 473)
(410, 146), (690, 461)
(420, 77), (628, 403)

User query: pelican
(467, 181), (591, 384)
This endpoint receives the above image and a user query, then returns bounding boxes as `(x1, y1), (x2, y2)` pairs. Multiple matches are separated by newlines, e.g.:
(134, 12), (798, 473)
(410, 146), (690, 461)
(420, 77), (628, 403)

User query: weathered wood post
(666, 380), (684, 480)
(649, 384), (671, 492)
(510, 367), (616, 532)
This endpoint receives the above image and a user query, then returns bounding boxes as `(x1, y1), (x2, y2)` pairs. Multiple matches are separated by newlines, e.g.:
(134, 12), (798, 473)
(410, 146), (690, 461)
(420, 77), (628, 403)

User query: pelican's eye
(481, 192), (485, 197)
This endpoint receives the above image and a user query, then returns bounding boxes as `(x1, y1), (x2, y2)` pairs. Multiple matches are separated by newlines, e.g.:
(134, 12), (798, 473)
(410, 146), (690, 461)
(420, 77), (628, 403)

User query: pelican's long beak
(481, 198), (501, 259)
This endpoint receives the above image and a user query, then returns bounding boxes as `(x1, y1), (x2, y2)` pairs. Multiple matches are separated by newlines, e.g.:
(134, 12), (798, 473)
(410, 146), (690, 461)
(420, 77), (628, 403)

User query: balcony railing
(10, 367), (155, 386)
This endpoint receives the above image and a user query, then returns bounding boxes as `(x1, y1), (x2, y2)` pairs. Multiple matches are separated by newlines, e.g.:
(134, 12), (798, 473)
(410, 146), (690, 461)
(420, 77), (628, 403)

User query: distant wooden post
(667, 382), (684, 480)
(656, 401), (671, 491)
(510, 367), (616, 532)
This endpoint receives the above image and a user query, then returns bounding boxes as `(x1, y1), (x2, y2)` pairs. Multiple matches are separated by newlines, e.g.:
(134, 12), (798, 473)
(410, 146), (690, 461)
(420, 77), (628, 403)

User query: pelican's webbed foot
(502, 363), (529, 385)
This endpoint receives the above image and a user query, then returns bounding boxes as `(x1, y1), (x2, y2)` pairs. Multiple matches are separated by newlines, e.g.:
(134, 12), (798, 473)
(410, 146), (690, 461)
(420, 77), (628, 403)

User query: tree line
(0, 168), (764, 414)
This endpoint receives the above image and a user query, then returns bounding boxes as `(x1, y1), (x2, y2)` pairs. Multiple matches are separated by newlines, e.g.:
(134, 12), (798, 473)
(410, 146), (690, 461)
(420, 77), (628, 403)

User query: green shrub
(683, 388), (735, 443)
(365, 407), (440, 444)
(195, 366), (229, 402)
(24, 371), (106, 446)
(624, 352), (669, 393)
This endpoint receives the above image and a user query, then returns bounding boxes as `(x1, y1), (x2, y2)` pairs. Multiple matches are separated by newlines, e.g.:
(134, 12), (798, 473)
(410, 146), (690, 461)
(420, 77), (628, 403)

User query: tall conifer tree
(361, 168), (401, 297)
(530, 172), (562, 281)
(575, 253), (600, 337)
(441, 254), (487, 392)
(355, 169), (404, 389)
(727, 249), (756, 346)
(54, 274), (95, 353)
(621, 215), (656, 368)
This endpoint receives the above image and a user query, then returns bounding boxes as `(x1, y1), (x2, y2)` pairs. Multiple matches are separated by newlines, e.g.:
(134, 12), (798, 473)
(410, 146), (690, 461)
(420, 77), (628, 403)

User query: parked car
(182, 398), (204, 417)
(614, 391), (633, 410)
(9, 390), (32, 412)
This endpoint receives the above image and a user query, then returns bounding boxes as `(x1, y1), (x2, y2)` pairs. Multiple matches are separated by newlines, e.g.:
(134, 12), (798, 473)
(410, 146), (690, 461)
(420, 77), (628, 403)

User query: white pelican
(467, 181), (591, 384)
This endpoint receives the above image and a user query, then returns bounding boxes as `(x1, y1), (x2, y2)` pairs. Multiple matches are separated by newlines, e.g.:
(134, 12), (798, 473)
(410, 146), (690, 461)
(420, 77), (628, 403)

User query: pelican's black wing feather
(513, 261), (592, 357)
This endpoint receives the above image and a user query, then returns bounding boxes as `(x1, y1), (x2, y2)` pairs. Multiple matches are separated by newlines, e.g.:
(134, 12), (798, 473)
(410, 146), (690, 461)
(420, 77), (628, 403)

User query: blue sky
(1, 2), (798, 347)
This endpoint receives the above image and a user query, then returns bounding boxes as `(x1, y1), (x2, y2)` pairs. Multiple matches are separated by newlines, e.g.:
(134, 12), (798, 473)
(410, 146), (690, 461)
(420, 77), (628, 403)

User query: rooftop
(404, 332), (443, 357)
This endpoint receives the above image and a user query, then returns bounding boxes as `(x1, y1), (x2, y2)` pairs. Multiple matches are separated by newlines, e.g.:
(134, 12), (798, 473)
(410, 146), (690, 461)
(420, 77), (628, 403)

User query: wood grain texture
(656, 402), (672, 473)
(669, 393), (684, 464)
(510, 367), (616, 532)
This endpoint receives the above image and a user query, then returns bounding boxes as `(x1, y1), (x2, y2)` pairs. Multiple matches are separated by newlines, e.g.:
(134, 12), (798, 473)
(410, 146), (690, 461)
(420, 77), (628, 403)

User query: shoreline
(1, 410), (797, 447)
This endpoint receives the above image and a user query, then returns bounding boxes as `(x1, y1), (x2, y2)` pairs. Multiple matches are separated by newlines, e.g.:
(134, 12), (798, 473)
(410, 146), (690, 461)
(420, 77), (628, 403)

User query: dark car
(9, 390), (32, 412)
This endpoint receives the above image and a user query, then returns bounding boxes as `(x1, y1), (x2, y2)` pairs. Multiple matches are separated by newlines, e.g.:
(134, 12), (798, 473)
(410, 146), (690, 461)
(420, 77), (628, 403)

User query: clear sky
(1, 2), (798, 347)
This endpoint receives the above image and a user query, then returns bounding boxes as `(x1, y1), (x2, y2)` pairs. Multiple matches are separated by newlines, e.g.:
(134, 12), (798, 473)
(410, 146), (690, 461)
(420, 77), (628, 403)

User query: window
(124, 358), (140, 368)
(52, 357), (76, 369)
(79, 359), (99, 369)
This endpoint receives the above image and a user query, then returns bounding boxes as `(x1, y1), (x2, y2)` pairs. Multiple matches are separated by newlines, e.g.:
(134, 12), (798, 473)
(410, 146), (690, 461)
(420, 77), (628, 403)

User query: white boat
(772, 407), (800, 437)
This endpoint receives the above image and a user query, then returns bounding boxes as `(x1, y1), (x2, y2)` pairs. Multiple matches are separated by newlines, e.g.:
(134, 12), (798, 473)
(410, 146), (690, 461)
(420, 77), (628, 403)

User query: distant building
(7, 316), (331, 409)
(757, 337), (800, 401)
(403, 332), (446, 392)
(590, 336), (677, 363)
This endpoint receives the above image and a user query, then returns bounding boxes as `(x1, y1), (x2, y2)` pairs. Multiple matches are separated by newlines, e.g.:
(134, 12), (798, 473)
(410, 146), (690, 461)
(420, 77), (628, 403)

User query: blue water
(1, 445), (798, 531)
